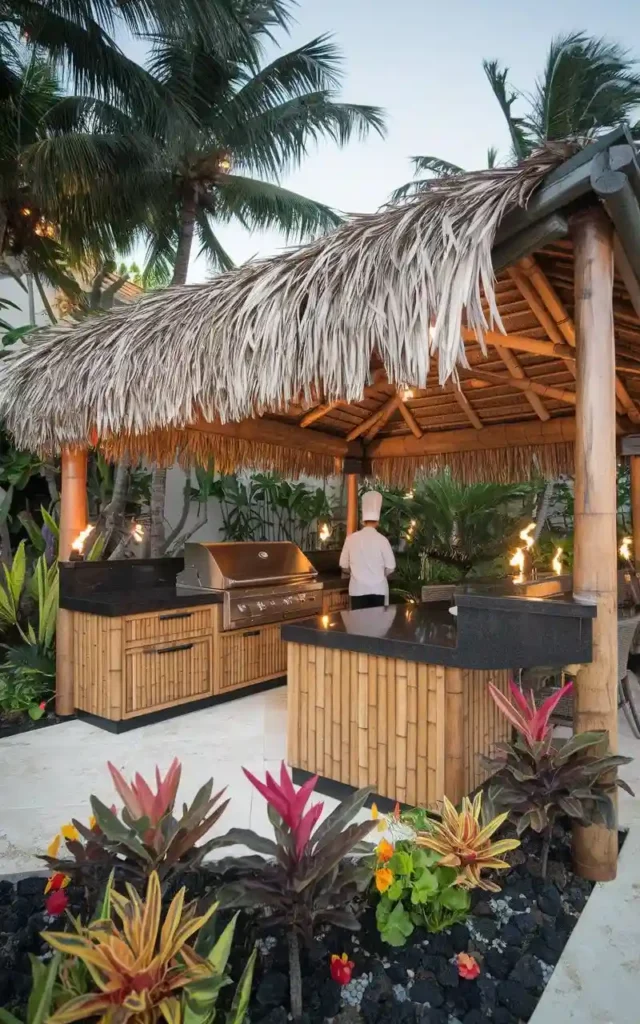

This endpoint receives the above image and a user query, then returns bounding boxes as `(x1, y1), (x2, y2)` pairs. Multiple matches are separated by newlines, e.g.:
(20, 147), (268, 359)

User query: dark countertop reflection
(61, 586), (224, 616)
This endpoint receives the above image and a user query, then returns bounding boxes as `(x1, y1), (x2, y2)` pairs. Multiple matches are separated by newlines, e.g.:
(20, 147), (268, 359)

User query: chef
(339, 490), (396, 609)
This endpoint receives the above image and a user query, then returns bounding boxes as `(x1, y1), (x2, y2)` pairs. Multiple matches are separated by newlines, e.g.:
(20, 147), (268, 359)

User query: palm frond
(390, 156), (465, 203)
(214, 173), (343, 239)
(482, 59), (530, 160)
(195, 202), (236, 272)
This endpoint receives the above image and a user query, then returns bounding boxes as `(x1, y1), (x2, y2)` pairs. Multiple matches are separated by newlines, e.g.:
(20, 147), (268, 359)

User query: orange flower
(457, 952), (480, 980)
(376, 839), (394, 863)
(375, 867), (394, 893)
(393, 802), (401, 821)
(44, 872), (70, 895)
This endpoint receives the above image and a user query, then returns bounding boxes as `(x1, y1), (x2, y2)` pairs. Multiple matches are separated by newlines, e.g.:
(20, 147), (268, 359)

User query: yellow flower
(88, 815), (96, 830)
(376, 839), (394, 863)
(61, 823), (79, 842)
(416, 792), (520, 893)
(375, 867), (394, 893)
(371, 803), (379, 819)
(47, 834), (61, 859)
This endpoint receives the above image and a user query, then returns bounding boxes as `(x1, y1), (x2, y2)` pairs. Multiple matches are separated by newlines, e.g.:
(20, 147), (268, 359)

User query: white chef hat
(361, 490), (383, 521)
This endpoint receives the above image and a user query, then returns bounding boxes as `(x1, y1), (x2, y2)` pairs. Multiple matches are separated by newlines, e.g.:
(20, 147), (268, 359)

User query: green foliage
(483, 731), (634, 843)
(87, 453), (151, 518)
(374, 841), (471, 945)
(0, 953), (62, 1024)
(211, 472), (337, 548)
(185, 914), (258, 1024)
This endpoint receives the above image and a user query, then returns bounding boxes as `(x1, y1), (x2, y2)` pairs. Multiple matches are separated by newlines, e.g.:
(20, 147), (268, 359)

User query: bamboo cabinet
(70, 604), (292, 724)
(286, 643), (511, 806)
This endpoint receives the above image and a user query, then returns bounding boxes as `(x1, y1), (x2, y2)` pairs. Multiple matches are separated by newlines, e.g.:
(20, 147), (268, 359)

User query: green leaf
(386, 879), (405, 901)
(312, 784), (374, 851)
(89, 796), (152, 861)
(27, 703), (45, 720)
(0, 1010), (24, 1024)
(439, 886), (471, 912)
(206, 828), (279, 858)
(28, 951), (62, 1024)
(40, 507), (60, 540)
(389, 850), (413, 877)
(225, 945), (257, 1024)
(380, 901), (414, 947)
(410, 867), (438, 904)
(554, 732), (606, 764)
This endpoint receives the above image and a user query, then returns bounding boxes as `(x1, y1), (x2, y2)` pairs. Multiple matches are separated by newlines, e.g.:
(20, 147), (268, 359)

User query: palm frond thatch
(0, 148), (567, 467)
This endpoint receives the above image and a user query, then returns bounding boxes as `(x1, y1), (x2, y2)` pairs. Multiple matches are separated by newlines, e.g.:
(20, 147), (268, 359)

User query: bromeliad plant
(211, 763), (375, 1021)
(42, 759), (229, 892)
(39, 871), (256, 1024)
(484, 680), (634, 875)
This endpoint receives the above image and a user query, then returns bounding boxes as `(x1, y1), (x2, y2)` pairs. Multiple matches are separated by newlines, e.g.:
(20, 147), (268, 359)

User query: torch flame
(519, 522), (536, 550)
(318, 522), (331, 542)
(552, 547), (563, 575)
(71, 525), (93, 555)
(620, 536), (633, 561)
(131, 523), (144, 543)
(509, 547), (525, 578)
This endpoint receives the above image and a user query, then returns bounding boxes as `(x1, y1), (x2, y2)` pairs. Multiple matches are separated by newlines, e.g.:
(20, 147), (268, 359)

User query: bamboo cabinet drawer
(322, 589), (349, 613)
(124, 636), (212, 717)
(123, 607), (214, 647)
(216, 622), (287, 694)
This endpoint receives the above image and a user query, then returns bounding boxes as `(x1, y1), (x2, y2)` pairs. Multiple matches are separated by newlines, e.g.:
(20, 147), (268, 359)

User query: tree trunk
(287, 931), (303, 1021)
(533, 481), (554, 541)
(104, 462), (130, 557)
(149, 188), (198, 555)
(33, 272), (57, 324)
(171, 186), (198, 287)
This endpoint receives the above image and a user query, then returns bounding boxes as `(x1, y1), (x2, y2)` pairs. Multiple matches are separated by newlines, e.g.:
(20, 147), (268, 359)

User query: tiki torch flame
(552, 547), (563, 575)
(131, 522), (144, 543)
(519, 522), (536, 550)
(620, 536), (632, 561)
(71, 525), (93, 555)
(318, 522), (331, 542)
(509, 547), (525, 579)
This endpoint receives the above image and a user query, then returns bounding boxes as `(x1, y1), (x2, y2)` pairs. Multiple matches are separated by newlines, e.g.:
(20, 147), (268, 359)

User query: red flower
(457, 953), (480, 980)
(38, 701), (46, 710)
(330, 953), (354, 985)
(243, 762), (323, 860)
(45, 889), (69, 916)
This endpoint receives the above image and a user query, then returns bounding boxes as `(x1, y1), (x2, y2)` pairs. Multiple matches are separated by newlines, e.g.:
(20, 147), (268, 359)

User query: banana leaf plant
(209, 764), (375, 1021)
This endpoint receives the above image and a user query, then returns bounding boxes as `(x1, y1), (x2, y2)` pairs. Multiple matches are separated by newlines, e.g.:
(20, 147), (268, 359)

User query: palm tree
(393, 32), (640, 199)
(137, 19), (385, 554)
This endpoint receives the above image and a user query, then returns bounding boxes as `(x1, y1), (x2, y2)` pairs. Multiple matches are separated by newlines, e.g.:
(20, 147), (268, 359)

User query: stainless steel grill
(177, 541), (323, 630)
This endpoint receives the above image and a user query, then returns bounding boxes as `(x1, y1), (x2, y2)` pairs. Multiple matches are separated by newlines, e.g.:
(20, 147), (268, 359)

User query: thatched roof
(2, 133), (640, 483)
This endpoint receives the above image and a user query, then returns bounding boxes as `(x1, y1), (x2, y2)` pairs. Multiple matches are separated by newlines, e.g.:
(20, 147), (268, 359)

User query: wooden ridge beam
(465, 368), (577, 406)
(495, 345), (550, 422)
(451, 384), (483, 430)
(397, 398), (423, 438)
(191, 415), (353, 457)
(368, 416), (578, 459)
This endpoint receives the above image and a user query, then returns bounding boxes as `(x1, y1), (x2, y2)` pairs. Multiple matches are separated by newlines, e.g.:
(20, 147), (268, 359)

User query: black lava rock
(537, 885), (562, 917)
(477, 975), (498, 1010)
(510, 954), (544, 992)
(410, 980), (444, 1007)
(527, 939), (560, 966)
(255, 971), (288, 1008)
(319, 979), (342, 1018)
(497, 979), (538, 1020)
(435, 959), (459, 989)
(463, 1011), (487, 1024)
(449, 924), (470, 953)
(567, 885), (588, 912)
(16, 877), (46, 899)
(472, 916), (498, 942)
(493, 1008), (519, 1024)
(387, 964), (408, 985)
(0, 909), (20, 933)
(513, 910), (537, 935)
(396, 946), (423, 971)
(501, 922), (522, 946)
(256, 1009), (288, 1024)
(416, 1009), (448, 1024)
(424, 933), (454, 959)
(484, 948), (511, 980)
(0, 881), (14, 904)
(541, 922), (565, 953)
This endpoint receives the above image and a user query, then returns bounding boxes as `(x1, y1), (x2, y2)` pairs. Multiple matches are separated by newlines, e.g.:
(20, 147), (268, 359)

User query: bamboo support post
(346, 474), (358, 535)
(444, 667), (465, 803)
(571, 209), (619, 882)
(631, 456), (640, 568)
(56, 448), (88, 716)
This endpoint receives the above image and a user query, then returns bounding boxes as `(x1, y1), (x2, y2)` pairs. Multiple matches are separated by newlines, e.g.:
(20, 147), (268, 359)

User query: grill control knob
(237, 603), (247, 612)
(257, 601), (266, 611)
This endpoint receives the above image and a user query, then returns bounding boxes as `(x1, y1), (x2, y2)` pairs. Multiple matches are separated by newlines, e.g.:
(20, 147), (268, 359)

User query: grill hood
(179, 541), (318, 591)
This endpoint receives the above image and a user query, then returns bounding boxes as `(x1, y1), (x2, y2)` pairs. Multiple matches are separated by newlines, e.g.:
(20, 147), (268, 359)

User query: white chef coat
(339, 526), (396, 598)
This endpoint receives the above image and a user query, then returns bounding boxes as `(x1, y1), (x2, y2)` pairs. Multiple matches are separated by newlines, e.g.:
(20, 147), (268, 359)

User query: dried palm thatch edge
(371, 442), (575, 487)
(0, 147), (571, 455)
(98, 430), (343, 480)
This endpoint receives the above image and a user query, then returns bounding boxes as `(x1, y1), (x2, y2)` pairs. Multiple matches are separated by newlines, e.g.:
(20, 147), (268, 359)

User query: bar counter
(282, 592), (595, 809)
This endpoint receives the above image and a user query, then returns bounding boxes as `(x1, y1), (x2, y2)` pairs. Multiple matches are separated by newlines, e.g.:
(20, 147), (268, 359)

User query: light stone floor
(0, 678), (639, 876)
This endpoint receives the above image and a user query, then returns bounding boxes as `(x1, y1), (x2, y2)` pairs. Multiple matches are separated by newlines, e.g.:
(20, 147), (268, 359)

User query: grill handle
(144, 643), (194, 655)
(159, 612), (193, 621)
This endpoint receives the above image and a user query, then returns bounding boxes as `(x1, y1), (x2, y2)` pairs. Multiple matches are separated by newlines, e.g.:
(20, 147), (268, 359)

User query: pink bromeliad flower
(243, 762), (324, 860)
(107, 758), (182, 824)
(488, 678), (574, 745)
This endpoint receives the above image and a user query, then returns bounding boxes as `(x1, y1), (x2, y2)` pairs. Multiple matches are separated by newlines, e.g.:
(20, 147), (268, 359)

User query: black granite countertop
(282, 592), (595, 669)
(60, 586), (224, 616)
(316, 573), (349, 592)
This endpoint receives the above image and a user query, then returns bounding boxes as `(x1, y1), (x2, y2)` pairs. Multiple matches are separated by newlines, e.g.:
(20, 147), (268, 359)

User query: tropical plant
(210, 472), (337, 547)
(0, 952), (63, 1024)
(211, 763), (375, 1020)
(415, 793), (520, 892)
(393, 31), (640, 199)
(43, 759), (230, 890)
(484, 681), (634, 875)
(41, 870), (256, 1024)
(373, 838), (472, 945)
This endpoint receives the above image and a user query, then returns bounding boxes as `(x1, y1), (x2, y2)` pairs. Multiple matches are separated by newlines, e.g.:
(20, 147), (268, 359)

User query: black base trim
(76, 676), (286, 733)
(291, 767), (411, 814)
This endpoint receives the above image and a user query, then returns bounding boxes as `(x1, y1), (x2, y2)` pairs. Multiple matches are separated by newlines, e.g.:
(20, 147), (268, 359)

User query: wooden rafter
(465, 368), (577, 405)
(299, 401), (341, 427)
(451, 383), (483, 429)
(347, 393), (401, 441)
(397, 398), (423, 437)
(495, 346), (550, 422)
(363, 393), (404, 442)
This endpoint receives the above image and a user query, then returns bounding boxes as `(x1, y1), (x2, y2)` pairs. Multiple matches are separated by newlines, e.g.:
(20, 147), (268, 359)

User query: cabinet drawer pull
(145, 643), (194, 655)
(159, 612), (193, 621)
(242, 630), (260, 638)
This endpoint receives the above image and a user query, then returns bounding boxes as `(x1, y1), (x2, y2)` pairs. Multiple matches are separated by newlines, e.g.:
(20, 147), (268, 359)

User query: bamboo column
(631, 456), (640, 567)
(571, 209), (618, 881)
(56, 448), (88, 716)
(346, 474), (358, 535)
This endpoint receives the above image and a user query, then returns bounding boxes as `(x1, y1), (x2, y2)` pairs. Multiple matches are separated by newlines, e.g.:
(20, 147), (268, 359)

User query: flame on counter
(321, 614), (330, 628)
(509, 547), (525, 580)
(552, 547), (563, 575)
(71, 524), (93, 555)
(318, 522), (331, 542)
(620, 536), (633, 561)
(131, 522), (144, 543)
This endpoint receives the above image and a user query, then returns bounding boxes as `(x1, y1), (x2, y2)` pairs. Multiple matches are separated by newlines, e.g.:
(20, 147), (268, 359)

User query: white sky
(120, 0), (640, 281)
